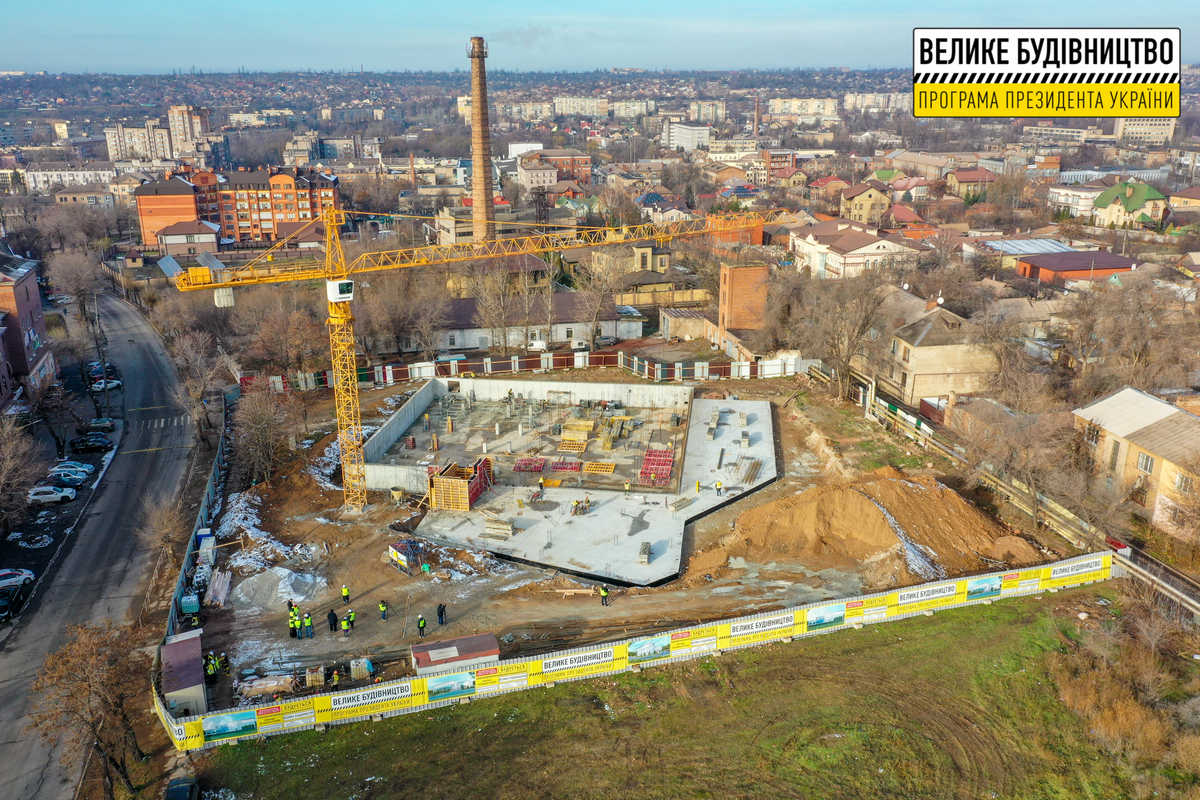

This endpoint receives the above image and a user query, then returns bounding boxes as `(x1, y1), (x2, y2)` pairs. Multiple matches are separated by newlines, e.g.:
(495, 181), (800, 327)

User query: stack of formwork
(512, 457), (546, 472)
(638, 448), (674, 486)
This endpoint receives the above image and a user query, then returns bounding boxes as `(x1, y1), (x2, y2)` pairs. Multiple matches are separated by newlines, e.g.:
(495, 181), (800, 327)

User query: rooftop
(1019, 251), (1140, 273)
(1075, 386), (1200, 465)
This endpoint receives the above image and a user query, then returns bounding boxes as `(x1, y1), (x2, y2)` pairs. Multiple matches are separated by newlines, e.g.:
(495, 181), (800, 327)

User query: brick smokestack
(468, 36), (495, 241)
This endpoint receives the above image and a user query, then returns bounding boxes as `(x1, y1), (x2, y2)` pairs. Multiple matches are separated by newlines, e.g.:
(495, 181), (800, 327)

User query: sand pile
(708, 467), (1039, 589)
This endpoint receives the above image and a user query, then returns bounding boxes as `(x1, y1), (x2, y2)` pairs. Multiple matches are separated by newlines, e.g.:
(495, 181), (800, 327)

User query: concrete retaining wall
(363, 380), (437, 463)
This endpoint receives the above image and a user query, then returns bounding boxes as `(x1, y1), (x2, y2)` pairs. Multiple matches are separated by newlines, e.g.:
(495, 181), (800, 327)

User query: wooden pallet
(562, 420), (595, 431)
(583, 462), (616, 474)
(557, 440), (587, 453)
(561, 429), (589, 443)
(668, 497), (693, 512)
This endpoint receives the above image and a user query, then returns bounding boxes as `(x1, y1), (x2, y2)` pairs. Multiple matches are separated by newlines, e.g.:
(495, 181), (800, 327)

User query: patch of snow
(18, 534), (53, 549)
(218, 492), (292, 575)
(201, 791), (244, 800)
(855, 490), (946, 580)
(307, 426), (379, 490)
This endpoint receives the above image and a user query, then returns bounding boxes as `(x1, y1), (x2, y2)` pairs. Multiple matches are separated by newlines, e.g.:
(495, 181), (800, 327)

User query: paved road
(0, 293), (194, 800)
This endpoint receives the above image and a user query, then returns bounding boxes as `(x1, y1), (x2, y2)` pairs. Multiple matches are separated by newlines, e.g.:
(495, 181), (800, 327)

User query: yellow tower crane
(175, 206), (786, 512)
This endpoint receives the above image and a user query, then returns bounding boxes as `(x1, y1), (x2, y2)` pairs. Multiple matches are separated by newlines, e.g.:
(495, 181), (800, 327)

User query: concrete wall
(364, 379), (437, 463)
(364, 462), (429, 493)
(441, 377), (690, 409)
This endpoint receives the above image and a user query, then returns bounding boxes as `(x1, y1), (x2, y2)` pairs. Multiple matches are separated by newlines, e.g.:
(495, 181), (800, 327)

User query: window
(901, 346), (910, 363)
(565, 328), (573, 339)
(1109, 441), (1121, 472)
(890, 340), (898, 355)
(1137, 452), (1155, 474)
(1177, 473), (1194, 496)
(900, 372), (908, 388)
(448, 335), (456, 346)
(1131, 485), (1148, 506)
(1084, 424), (1100, 445)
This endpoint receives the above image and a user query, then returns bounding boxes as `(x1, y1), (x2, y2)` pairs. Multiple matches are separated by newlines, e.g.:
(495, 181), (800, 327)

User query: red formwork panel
(638, 448), (674, 486)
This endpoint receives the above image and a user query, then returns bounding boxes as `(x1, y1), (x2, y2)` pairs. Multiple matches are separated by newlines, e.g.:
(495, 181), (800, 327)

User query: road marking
(117, 445), (194, 454)
(128, 406), (169, 411)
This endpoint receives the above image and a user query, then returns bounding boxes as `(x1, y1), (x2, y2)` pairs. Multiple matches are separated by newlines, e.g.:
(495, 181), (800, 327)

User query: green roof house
(1092, 181), (1167, 228)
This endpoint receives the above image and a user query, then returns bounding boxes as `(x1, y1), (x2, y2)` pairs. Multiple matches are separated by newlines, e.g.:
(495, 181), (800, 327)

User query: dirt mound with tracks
(688, 467), (1040, 589)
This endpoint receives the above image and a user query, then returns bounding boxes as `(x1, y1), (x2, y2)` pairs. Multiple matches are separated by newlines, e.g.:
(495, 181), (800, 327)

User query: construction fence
(153, 551), (1119, 752)
(262, 351), (823, 392)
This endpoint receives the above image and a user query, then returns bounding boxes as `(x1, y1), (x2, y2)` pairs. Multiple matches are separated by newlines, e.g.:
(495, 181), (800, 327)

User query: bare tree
(408, 270), (450, 359)
(785, 273), (888, 399)
(45, 252), (104, 319)
(0, 417), (43, 534)
(469, 260), (514, 355)
(136, 493), (185, 572)
(28, 621), (150, 800)
(249, 308), (329, 379)
(232, 380), (293, 484)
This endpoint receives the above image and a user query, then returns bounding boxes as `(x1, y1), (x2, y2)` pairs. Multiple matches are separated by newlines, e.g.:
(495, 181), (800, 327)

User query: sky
(4, 0), (1199, 74)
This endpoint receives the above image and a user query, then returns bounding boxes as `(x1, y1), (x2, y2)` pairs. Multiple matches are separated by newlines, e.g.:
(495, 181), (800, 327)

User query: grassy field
(199, 591), (1128, 800)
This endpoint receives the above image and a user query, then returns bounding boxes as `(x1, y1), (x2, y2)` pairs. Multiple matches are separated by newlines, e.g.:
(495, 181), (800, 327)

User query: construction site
(155, 35), (1074, 738)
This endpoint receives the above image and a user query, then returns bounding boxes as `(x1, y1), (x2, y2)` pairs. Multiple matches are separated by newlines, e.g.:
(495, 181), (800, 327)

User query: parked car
(49, 466), (92, 480)
(43, 473), (85, 488)
(70, 437), (113, 454)
(0, 568), (35, 588)
(87, 365), (119, 380)
(0, 583), (28, 622)
(52, 460), (95, 474)
(27, 485), (77, 504)
(594, 336), (618, 347)
(78, 417), (116, 434)
(525, 340), (548, 352)
(164, 777), (199, 800)
(89, 379), (122, 393)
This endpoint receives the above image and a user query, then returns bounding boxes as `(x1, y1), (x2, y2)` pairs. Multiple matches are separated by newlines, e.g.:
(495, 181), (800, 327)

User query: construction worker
(716, 480), (723, 497)
(348, 609), (356, 630)
(598, 585), (610, 607)
(650, 472), (656, 485)
(220, 653), (231, 676)
(379, 599), (389, 621)
(327, 609), (338, 632)
(437, 603), (447, 625)
(696, 480), (701, 494)
(204, 657), (216, 685)
(342, 585), (350, 604)
(341, 616), (350, 638)
(624, 480), (630, 496)
(331, 670), (340, 690)
(288, 617), (297, 638)
(538, 475), (545, 490)
(572, 500), (579, 515)
(303, 613), (313, 639)
(417, 614), (427, 638)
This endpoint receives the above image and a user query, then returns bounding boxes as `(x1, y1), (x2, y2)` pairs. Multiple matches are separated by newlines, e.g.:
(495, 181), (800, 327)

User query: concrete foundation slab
(412, 399), (778, 586)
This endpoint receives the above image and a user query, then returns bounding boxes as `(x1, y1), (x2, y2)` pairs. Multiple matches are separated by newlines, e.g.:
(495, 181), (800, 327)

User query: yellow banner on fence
(1040, 554), (1111, 589)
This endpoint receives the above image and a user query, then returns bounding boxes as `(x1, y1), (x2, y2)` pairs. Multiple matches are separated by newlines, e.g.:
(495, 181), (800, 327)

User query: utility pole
(88, 292), (112, 418)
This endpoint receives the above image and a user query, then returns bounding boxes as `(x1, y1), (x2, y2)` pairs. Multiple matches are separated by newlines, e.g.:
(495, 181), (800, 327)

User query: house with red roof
(946, 167), (997, 197)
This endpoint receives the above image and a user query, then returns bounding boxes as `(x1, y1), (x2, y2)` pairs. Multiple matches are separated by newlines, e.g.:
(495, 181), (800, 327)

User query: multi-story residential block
(109, 172), (151, 207)
(709, 135), (780, 158)
(1114, 117), (1177, 147)
(552, 97), (609, 118)
(688, 101), (726, 123)
(842, 92), (914, 113)
(167, 105), (211, 156)
(664, 122), (711, 152)
(1022, 123), (1115, 143)
(523, 149), (592, 185)
(767, 98), (839, 116)
(611, 100), (656, 118)
(433, 207), (578, 247)
(283, 132), (321, 166)
(496, 102), (555, 121)
(104, 121), (173, 161)
(216, 168), (339, 243)
(24, 162), (118, 194)
(134, 171), (222, 244)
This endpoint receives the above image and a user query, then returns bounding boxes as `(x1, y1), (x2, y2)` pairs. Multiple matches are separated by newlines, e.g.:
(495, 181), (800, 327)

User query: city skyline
(4, 0), (1198, 74)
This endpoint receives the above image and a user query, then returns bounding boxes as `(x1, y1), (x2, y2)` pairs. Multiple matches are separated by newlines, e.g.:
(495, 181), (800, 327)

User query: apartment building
(611, 100), (656, 118)
(55, 185), (114, 207)
(104, 121), (173, 161)
(216, 168), (339, 243)
(767, 98), (839, 116)
(842, 92), (913, 113)
(0, 251), (55, 391)
(1114, 117), (1178, 147)
(517, 158), (558, 193)
(552, 97), (609, 118)
(664, 122), (711, 152)
(134, 172), (222, 244)
(525, 149), (592, 185)
(688, 100), (726, 123)
(167, 105), (211, 155)
(24, 162), (118, 193)
(839, 181), (891, 225)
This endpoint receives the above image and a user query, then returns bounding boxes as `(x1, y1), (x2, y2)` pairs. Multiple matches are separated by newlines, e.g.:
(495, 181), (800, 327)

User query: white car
(89, 379), (122, 393)
(0, 569), (35, 588)
(27, 486), (76, 505)
(525, 340), (548, 352)
(53, 461), (95, 474)
(48, 467), (90, 482)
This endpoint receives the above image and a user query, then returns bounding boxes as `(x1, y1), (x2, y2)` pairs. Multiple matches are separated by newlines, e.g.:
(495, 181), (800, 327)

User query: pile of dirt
(701, 467), (1039, 589)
